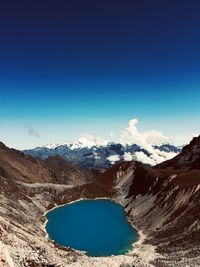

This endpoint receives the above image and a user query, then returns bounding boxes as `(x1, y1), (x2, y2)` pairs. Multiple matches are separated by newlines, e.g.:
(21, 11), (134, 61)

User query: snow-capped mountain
(24, 141), (182, 169)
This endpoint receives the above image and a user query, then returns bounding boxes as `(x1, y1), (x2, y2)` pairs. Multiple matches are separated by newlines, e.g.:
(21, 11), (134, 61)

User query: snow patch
(123, 152), (133, 161)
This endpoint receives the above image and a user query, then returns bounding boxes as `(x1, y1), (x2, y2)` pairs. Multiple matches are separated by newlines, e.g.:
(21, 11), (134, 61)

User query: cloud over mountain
(120, 118), (169, 146)
(78, 133), (108, 148)
(24, 118), (180, 167)
(119, 118), (176, 165)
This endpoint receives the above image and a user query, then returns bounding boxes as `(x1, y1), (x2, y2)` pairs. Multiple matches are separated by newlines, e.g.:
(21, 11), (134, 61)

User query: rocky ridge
(156, 135), (200, 170)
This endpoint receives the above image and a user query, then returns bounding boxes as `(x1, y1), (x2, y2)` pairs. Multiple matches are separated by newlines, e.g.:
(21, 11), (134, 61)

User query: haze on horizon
(0, 0), (200, 149)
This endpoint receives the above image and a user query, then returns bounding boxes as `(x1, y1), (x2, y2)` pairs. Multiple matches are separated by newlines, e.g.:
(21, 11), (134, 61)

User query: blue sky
(0, 0), (200, 149)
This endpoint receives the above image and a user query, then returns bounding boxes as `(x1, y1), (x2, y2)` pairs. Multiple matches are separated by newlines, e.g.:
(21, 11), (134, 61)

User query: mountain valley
(0, 137), (200, 267)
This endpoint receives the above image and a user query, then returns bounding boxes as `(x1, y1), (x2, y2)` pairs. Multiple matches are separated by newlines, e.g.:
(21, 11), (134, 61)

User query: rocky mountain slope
(156, 135), (200, 170)
(95, 136), (200, 266)
(24, 142), (181, 169)
(0, 142), (93, 186)
(0, 142), (56, 183)
(0, 137), (199, 267)
(43, 156), (94, 185)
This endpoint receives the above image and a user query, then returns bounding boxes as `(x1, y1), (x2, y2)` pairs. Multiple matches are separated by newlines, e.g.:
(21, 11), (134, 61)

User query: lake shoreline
(43, 197), (142, 258)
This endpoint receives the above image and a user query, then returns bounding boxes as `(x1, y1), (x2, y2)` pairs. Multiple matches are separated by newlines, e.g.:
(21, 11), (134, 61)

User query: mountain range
(24, 141), (182, 169)
(0, 136), (199, 266)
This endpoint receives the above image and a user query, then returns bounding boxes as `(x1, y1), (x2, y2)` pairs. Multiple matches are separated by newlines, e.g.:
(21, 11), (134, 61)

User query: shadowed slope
(155, 136), (200, 170)
(0, 142), (56, 183)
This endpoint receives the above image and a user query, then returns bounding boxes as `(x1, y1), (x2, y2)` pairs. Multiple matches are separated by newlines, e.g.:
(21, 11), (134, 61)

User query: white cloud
(78, 133), (108, 148)
(107, 154), (120, 164)
(135, 151), (156, 165)
(120, 118), (177, 165)
(120, 118), (169, 147)
(123, 152), (133, 161)
(41, 117), (179, 166)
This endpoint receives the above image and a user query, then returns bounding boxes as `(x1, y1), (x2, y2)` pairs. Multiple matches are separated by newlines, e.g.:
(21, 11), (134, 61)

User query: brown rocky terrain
(155, 135), (200, 170)
(0, 137), (200, 266)
(0, 142), (56, 183)
(43, 155), (94, 185)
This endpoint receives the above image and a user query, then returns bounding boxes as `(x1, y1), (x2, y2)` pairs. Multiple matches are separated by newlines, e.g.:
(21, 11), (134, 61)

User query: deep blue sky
(0, 0), (200, 148)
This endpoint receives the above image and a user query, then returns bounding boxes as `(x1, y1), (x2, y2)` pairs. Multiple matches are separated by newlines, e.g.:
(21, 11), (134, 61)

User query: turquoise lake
(45, 199), (138, 257)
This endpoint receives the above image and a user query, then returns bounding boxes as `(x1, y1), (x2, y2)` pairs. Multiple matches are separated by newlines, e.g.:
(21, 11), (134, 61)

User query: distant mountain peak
(43, 143), (60, 149)
(41, 135), (108, 150)
(24, 141), (182, 169)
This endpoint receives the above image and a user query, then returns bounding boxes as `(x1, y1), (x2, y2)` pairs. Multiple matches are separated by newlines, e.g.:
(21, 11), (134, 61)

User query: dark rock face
(127, 163), (160, 197)
(156, 135), (200, 170)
